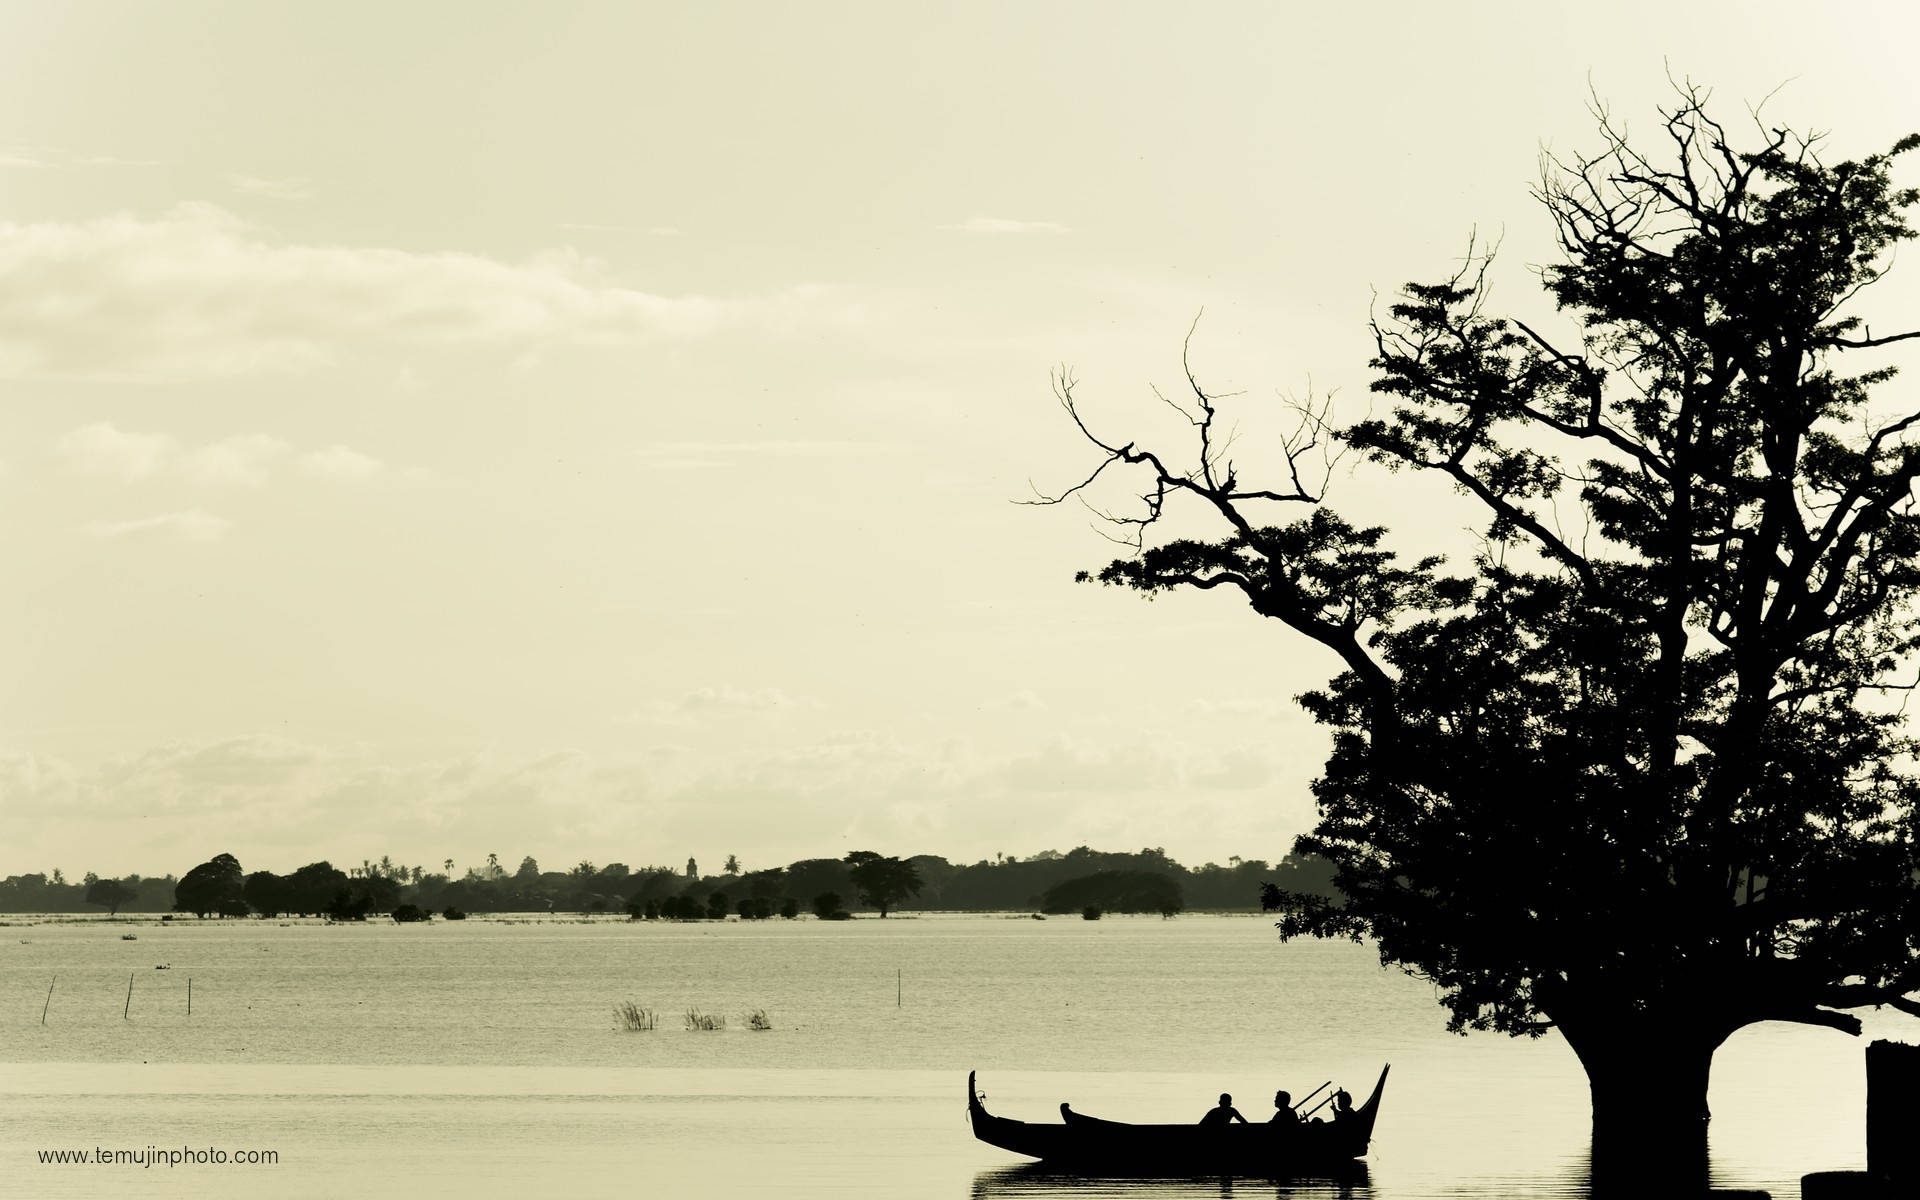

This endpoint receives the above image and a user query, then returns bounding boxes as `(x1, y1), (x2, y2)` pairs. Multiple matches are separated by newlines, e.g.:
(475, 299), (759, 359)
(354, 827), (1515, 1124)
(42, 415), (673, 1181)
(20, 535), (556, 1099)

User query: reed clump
(615, 1001), (658, 1031)
(746, 1008), (772, 1031)
(684, 1009), (726, 1031)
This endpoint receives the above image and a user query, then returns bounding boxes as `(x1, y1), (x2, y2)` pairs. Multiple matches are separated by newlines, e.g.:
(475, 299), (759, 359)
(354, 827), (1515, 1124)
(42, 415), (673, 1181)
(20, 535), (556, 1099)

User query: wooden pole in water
(124, 971), (133, 1019)
(41, 975), (54, 1024)
(187, 977), (192, 1016)
(897, 968), (902, 1007)
(1868, 1039), (1920, 1190)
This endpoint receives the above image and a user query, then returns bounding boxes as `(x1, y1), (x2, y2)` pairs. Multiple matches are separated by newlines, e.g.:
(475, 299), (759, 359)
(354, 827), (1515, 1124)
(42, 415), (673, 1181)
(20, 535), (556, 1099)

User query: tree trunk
(1571, 1028), (1716, 1199)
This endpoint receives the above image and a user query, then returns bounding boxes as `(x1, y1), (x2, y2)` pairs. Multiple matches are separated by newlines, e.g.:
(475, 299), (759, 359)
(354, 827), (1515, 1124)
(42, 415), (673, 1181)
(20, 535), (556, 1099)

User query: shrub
(746, 1008), (772, 1031)
(391, 904), (432, 923)
(1082, 906), (1102, 921)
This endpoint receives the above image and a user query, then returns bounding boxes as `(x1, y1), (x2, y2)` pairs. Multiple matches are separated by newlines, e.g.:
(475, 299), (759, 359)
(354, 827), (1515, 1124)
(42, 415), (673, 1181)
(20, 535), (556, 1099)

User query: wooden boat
(967, 1065), (1389, 1175)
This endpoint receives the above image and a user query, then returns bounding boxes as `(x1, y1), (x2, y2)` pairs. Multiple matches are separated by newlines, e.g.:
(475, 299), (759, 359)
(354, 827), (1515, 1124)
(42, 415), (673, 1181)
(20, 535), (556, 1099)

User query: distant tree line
(0, 844), (1338, 918)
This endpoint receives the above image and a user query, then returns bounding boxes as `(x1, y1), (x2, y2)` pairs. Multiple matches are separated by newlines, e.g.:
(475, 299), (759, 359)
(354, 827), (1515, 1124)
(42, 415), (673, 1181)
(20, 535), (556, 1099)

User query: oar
(1301, 1087), (1345, 1119)
(1292, 1080), (1332, 1111)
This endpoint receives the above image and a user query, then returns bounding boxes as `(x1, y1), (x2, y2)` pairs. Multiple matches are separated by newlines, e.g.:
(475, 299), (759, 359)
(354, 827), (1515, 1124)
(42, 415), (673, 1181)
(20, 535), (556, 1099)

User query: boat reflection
(971, 1162), (1371, 1199)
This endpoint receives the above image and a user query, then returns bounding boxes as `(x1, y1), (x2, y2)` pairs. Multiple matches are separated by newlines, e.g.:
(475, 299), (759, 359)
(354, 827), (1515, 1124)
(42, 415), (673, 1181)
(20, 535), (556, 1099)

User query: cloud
(85, 509), (232, 542)
(556, 222), (686, 237)
(228, 173), (311, 200)
(0, 203), (852, 379)
(298, 444), (384, 482)
(0, 725), (1313, 879)
(986, 690), (1049, 712)
(942, 216), (1072, 235)
(994, 737), (1176, 793)
(178, 434), (290, 486)
(56, 422), (392, 488)
(0, 145), (161, 171)
(107, 736), (323, 789)
(677, 686), (795, 713)
(631, 439), (872, 472)
(57, 422), (177, 480)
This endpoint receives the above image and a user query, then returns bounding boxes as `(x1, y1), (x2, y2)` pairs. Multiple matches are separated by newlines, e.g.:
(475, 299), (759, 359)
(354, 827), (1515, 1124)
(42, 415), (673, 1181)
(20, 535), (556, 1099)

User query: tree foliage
(174, 853), (244, 918)
(843, 850), (922, 917)
(1040, 869), (1184, 915)
(1043, 88), (1920, 1186)
(84, 877), (137, 916)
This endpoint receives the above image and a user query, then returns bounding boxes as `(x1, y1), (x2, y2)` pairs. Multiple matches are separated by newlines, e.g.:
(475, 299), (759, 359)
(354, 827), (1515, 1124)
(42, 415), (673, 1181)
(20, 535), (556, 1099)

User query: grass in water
(684, 1009), (726, 1031)
(615, 1001), (658, 1031)
(746, 1008), (772, 1031)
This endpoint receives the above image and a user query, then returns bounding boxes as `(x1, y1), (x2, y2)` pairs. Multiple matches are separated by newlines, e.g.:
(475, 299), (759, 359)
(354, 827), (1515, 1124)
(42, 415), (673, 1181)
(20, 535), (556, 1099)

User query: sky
(3, 0), (1918, 880)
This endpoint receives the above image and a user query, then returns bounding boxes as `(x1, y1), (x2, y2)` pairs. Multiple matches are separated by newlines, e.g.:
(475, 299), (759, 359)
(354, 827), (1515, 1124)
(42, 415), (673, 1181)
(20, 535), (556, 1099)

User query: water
(0, 914), (1888, 1197)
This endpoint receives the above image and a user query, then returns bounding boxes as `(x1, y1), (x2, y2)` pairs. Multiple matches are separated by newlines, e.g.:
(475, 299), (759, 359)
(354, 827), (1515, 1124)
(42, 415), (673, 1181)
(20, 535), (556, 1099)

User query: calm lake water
(0, 913), (1896, 1198)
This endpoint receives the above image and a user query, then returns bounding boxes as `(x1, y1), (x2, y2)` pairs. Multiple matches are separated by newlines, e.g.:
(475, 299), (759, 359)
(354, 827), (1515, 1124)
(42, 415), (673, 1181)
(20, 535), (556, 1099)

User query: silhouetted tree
(843, 850), (921, 917)
(811, 891), (845, 920)
(286, 861), (350, 916)
(785, 858), (853, 905)
(84, 877), (137, 916)
(1045, 88), (1920, 1194)
(242, 870), (291, 918)
(1041, 870), (1183, 915)
(174, 853), (244, 918)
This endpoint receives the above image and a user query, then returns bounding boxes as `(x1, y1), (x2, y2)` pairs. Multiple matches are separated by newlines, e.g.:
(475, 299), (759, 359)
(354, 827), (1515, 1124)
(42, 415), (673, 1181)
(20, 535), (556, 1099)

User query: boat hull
(967, 1065), (1389, 1175)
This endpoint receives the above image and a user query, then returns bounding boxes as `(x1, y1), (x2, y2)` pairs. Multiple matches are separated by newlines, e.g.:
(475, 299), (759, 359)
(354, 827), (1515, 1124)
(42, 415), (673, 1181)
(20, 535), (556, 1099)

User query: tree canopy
(84, 877), (137, 916)
(843, 850), (922, 917)
(1043, 88), (1920, 1192)
(174, 853), (245, 918)
(1040, 869), (1183, 916)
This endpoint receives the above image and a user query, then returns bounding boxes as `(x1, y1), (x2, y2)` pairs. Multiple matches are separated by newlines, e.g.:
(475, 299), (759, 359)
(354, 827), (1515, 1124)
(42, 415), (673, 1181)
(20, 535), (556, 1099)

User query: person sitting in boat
(1197, 1093), (1247, 1126)
(1269, 1090), (1302, 1124)
(1328, 1088), (1355, 1124)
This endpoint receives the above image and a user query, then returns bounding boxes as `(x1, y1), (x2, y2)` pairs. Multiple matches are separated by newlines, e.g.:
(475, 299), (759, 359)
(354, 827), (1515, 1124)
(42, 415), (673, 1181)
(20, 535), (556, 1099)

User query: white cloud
(555, 222), (686, 237)
(0, 145), (160, 171)
(632, 439), (872, 472)
(178, 434), (290, 486)
(228, 173), (311, 200)
(994, 737), (1175, 793)
(57, 422), (177, 480)
(677, 686), (795, 713)
(943, 216), (1072, 235)
(85, 509), (232, 542)
(298, 444), (384, 483)
(56, 422), (394, 489)
(0, 203), (850, 380)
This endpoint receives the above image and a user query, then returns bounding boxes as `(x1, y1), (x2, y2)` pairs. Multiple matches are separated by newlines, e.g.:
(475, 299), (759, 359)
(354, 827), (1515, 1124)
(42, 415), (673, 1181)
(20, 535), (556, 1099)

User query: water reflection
(971, 1163), (1370, 1199)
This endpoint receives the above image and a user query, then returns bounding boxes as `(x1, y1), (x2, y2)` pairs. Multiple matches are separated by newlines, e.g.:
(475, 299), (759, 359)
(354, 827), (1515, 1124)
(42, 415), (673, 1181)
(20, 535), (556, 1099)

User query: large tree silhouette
(1042, 89), (1920, 1194)
(843, 850), (922, 917)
